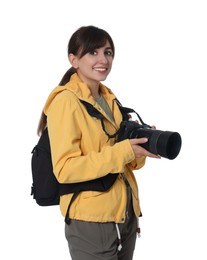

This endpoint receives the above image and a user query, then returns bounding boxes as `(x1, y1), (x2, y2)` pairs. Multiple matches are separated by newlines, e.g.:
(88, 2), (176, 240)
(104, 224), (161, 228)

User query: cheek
(108, 58), (113, 68)
(107, 63), (113, 73)
(80, 60), (94, 71)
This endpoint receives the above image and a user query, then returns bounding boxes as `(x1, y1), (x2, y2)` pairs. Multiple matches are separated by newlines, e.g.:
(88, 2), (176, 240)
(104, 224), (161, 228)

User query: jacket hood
(43, 73), (116, 115)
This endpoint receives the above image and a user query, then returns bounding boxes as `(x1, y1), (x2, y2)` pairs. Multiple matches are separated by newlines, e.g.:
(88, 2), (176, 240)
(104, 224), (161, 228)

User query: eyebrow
(105, 47), (113, 50)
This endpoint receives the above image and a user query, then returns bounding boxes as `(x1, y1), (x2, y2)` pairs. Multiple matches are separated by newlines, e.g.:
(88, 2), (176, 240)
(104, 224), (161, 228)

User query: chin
(97, 74), (109, 82)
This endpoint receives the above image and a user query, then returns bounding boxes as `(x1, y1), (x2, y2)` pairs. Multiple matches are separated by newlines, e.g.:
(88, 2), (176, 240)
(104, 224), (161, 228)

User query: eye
(105, 50), (113, 56)
(89, 50), (98, 55)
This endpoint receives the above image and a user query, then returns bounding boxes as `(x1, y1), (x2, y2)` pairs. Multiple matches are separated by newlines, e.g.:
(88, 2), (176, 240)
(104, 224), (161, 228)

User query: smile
(93, 68), (108, 72)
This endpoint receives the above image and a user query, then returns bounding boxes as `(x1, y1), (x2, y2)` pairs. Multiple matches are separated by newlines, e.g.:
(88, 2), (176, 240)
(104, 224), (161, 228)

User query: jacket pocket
(82, 190), (104, 199)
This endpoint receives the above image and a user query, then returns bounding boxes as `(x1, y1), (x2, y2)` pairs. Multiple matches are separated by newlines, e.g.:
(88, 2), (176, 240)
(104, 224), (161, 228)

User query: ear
(68, 54), (78, 69)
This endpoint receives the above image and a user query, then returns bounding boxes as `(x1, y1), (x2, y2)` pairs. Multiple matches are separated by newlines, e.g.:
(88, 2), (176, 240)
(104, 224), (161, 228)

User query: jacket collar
(66, 73), (116, 105)
(43, 73), (117, 118)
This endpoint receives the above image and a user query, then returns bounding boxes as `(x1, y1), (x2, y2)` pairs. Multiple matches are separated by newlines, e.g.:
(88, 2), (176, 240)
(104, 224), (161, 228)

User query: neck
(89, 84), (101, 100)
(76, 72), (101, 99)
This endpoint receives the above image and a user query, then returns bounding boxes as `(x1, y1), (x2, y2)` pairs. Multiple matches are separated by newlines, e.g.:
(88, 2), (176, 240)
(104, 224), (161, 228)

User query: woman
(38, 25), (160, 260)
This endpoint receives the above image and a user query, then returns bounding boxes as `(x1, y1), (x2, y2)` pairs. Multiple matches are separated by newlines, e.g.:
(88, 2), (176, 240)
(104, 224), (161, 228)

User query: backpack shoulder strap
(80, 99), (114, 138)
(79, 100), (104, 119)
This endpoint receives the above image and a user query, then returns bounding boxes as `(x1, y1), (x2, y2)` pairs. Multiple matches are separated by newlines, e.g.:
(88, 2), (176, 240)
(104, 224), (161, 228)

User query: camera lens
(132, 128), (182, 160)
(156, 131), (182, 160)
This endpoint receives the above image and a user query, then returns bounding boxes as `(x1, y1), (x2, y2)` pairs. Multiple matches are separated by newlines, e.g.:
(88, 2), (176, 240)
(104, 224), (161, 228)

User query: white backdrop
(0, 0), (206, 259)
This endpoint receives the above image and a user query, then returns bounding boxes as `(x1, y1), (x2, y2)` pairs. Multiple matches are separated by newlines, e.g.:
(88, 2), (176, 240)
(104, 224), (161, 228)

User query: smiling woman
(36, 25), (160, 260)
(68, 42), (114, 97)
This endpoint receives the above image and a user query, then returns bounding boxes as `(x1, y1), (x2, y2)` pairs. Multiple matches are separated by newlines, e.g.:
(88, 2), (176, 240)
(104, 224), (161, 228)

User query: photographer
(37, 25), (160, 260)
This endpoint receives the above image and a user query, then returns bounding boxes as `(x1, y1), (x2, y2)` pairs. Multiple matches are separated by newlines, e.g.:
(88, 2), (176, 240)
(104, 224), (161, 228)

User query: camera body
(117, 120), (182, 160)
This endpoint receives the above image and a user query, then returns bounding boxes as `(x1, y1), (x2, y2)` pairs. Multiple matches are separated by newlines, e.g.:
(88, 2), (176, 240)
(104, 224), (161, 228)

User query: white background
(0, 0), (206, 259)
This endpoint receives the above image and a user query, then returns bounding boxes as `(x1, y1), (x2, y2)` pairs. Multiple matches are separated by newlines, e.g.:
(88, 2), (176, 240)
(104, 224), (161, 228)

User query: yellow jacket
(44, 73), (146, 223)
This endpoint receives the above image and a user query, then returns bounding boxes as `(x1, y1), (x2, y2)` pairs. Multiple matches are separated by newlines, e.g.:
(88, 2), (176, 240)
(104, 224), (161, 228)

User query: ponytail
(37, 111), (47, 136)
(59, 67), (76, 86)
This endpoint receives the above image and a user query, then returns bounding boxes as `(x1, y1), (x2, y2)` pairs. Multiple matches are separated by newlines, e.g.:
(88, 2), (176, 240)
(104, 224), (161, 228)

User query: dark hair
(37, 26), (115, 135)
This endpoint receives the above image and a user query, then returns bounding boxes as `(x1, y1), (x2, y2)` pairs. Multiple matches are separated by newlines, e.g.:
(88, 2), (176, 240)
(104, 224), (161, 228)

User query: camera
(117, 120), (182, 160)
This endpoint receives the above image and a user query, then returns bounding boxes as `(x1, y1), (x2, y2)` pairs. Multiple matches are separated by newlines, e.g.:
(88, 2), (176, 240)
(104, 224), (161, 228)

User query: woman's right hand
(129, 138), (161, 159)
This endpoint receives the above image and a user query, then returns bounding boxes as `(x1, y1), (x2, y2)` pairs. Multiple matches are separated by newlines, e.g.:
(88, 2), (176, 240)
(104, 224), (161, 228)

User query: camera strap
(115, 99), (150, 127)
(80, 99), (150, 140)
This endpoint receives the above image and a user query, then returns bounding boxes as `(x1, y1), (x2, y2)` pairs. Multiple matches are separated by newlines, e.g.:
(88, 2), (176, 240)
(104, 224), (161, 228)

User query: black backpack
(31, 100), (135, 217)
(31, 128), (60, 206)
(31, 100), (122, 204)
(31, 124), (119, 206)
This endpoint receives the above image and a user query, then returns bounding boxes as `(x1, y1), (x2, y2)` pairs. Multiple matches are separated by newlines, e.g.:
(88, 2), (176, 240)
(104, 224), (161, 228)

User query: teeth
(94, 68), (107, 71)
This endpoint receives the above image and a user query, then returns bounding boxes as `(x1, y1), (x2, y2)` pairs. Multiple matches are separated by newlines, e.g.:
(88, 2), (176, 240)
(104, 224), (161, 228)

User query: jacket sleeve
(46, 92), (136, 184)
(128, 157), (146, 170)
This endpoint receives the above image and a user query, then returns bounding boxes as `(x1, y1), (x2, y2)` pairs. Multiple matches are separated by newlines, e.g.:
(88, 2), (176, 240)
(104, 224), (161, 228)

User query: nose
(98, 52), (108, 64)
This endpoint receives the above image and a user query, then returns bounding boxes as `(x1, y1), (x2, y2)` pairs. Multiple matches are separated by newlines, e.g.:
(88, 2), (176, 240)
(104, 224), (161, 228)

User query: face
(69, 41), (114, 87)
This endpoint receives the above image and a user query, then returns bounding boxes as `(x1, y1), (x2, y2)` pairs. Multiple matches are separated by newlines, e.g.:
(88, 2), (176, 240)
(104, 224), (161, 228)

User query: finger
(130, 138), (148, 145)
(141, 148), (160, 158)
(147, 152), (161, 159)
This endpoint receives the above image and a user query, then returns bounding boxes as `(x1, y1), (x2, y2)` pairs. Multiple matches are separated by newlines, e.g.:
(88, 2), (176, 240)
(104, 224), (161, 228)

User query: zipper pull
(126, 211), (129, 220)
(137, 218), (141, 238)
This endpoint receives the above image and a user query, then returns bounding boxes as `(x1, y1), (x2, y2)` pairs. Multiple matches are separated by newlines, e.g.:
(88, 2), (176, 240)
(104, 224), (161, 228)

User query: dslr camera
(117, 108), (182, 160)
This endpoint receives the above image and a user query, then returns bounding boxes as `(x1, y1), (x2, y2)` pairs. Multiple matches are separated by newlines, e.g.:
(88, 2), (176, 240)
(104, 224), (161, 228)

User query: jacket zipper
(121, 173), (131, 220)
